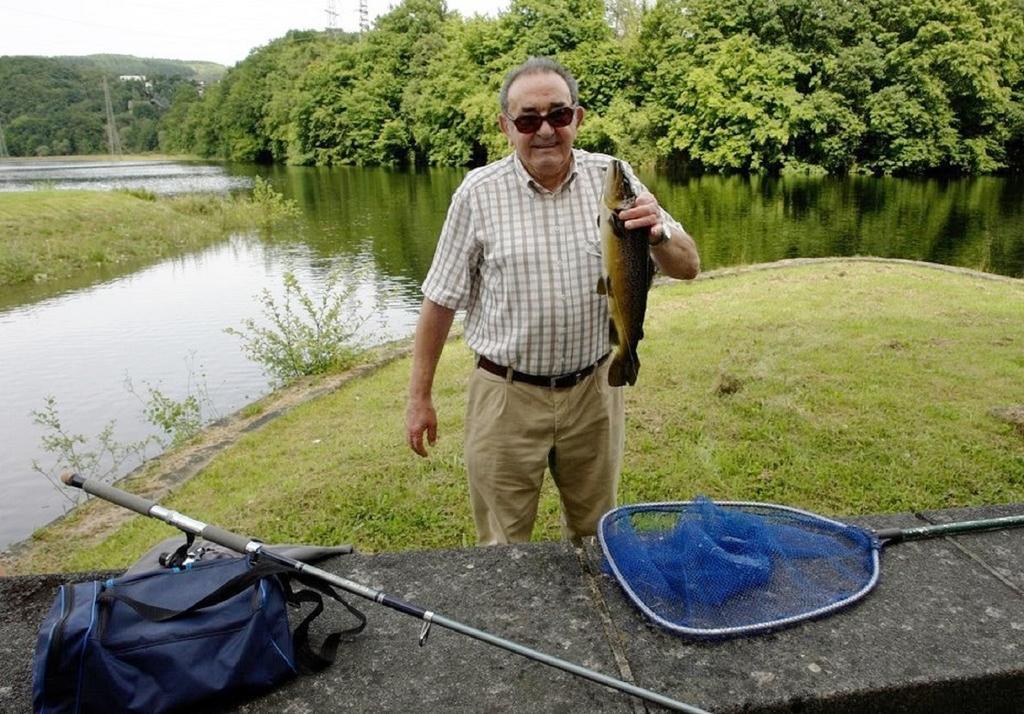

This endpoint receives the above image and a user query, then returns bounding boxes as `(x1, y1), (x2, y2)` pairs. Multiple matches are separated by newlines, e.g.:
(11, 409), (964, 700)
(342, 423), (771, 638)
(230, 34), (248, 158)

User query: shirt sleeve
(421, 183), (481, 311)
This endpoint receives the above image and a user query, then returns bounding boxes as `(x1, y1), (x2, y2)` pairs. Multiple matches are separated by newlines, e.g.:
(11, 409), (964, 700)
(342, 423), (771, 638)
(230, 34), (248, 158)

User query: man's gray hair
(499, 57), (579, 114)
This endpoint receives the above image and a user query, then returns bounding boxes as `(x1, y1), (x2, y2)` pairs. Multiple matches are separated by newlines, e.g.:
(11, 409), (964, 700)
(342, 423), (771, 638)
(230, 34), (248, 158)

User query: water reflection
(638, 171), (1024, 278)
(254, 163), (464, 285)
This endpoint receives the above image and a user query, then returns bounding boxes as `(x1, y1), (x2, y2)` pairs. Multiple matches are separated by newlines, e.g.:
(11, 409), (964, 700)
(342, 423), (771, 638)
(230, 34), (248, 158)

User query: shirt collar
(511, 151), (579, 195)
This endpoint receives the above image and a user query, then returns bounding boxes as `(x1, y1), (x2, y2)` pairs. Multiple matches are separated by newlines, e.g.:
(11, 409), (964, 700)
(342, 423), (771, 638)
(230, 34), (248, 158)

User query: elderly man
(405, 57), (700, 544)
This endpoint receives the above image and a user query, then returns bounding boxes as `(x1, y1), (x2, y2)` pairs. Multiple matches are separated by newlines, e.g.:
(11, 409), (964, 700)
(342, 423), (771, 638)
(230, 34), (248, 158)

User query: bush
(250, 177), (301, 224)
(225, 269), (367, 386)
(31, 396), (152, 506)
(125, 359), (217, 449)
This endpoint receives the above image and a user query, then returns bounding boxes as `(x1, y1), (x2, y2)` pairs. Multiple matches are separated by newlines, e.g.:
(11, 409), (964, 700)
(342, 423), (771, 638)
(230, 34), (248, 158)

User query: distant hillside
(58, 55), (227, 84)
(0, 55), (220, 157)
(182, 62), (227, 85)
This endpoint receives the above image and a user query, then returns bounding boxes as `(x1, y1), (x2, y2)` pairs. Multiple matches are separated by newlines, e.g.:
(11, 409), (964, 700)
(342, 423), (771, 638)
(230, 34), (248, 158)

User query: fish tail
(608, 347), (639, 387)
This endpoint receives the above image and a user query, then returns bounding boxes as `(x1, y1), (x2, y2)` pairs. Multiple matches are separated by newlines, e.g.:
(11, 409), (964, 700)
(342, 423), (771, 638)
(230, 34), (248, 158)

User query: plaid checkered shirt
(421, 149), (683, 377)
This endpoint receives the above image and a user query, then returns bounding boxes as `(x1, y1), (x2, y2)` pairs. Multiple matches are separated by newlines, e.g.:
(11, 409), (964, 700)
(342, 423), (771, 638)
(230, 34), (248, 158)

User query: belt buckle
(550, 373), (570, 388)
(557, 370), (581, 388)
(549, 361), (594, 389)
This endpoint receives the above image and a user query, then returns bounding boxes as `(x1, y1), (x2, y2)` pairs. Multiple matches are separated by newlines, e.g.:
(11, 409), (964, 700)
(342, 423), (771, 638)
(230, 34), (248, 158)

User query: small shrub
(34, 359), (220, 505)
(31, 396), (153, 504)
(225, 269), (366, 386)
(250, 177), (301, 224)
(125, 356), (219, 448)
(143, 389), (203, 447)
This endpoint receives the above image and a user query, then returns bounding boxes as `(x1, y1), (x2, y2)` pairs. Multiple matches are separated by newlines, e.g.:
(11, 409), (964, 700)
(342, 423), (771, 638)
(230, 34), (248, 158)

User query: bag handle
(283, 572), (367, 672)
(97, 554), (368, 670)
(98, 558), (290, 622)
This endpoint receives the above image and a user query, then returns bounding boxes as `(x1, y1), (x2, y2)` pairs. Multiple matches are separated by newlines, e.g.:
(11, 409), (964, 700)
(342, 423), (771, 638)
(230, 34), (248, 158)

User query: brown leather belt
(476, 353), (609, 389)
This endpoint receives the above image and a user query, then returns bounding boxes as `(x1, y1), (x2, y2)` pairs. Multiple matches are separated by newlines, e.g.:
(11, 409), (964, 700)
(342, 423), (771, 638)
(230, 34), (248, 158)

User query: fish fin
(610, 212), (627, 237)
(596, 276), (607, 295)
(625, 348), (640, 385)
(608, 318), (619, 345)
(607, 350), (639, 387)
(608, 359), (626, 387)
(646, 257), (656, 290)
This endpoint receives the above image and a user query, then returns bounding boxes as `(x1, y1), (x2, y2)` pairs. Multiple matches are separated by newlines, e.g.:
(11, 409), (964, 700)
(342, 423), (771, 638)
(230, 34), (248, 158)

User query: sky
(0, 0), (508, 67)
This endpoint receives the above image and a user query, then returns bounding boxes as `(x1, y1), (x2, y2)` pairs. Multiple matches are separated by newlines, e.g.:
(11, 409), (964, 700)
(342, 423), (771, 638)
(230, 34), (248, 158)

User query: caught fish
(596, 159), (655, 387)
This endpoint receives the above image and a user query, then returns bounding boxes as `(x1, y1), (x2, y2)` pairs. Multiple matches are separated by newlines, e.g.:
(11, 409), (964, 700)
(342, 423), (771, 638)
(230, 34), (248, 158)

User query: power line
(102, 77), (122, 156)
(0, 117), (9, 159)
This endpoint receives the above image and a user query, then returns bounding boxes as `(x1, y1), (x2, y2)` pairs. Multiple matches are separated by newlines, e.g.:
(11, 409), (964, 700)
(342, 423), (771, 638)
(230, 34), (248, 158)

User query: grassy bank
(10, 260), (1024, 574)
(0, 190), (256, 287)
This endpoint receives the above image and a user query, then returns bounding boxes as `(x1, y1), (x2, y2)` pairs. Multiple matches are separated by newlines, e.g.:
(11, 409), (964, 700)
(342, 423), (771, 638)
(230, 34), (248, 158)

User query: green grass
(10, 261), (1024, 573)
(0, 190), (258, 287)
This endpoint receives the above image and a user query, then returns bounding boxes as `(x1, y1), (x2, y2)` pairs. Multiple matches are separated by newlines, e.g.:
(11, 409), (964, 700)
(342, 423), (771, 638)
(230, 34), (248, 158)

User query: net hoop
(597, 501), (882, 638)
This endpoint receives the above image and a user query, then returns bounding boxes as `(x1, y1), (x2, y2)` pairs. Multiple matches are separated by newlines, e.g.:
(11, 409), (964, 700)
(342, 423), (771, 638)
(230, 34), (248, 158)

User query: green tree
(156, 0), (1024, 174)
(659, 34), (808, 171)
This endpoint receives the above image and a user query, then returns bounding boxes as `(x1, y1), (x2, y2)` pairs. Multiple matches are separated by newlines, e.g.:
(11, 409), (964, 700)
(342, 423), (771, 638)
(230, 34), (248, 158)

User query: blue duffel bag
(32, 553), (363, 714)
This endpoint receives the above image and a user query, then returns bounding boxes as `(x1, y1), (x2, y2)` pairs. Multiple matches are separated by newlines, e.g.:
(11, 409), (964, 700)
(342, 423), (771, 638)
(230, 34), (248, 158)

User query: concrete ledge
(3, 504), (1022, 713)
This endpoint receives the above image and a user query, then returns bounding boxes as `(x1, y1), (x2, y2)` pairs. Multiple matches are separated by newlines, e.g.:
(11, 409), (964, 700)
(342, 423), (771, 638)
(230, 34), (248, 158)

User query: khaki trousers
(464, 358), (625, 545)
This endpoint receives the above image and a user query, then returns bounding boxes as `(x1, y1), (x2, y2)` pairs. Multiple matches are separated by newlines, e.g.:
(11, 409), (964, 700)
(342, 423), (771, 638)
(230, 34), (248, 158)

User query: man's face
(499, 71), (584, 190)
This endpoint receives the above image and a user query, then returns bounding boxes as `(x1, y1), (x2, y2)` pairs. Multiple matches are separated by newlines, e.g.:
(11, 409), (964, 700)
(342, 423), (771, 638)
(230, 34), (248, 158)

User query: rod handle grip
(200, 525), (255, 554)
(61, 472), (158, 517)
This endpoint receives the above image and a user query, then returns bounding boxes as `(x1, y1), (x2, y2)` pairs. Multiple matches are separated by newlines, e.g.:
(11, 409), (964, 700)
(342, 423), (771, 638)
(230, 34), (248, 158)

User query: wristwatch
(649, 223), (672, 247)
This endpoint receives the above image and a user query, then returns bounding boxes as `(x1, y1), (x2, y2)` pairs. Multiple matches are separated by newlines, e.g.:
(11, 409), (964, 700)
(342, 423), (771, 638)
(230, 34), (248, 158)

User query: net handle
(875, 514), (1024, 544)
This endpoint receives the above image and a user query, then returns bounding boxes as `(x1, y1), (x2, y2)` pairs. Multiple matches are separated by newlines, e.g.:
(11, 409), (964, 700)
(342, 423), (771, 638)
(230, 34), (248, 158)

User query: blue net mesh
(598, 498), (881, 637)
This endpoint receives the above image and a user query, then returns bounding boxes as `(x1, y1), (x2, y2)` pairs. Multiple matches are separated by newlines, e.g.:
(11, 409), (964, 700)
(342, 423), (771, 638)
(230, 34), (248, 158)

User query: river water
(1, 158), (1022, 550)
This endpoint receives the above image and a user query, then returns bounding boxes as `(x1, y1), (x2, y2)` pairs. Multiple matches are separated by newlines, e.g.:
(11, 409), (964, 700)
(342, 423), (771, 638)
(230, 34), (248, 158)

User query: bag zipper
(44, 584), (74, 683)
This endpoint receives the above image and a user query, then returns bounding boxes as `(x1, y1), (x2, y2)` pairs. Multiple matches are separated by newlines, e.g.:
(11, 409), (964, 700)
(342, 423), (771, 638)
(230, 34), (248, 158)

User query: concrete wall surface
(2, 503), (1022, 713)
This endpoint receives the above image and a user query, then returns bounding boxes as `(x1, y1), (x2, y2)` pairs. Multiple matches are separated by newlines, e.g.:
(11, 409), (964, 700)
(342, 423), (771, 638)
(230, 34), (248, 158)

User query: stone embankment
(3, 503), (1022, 713)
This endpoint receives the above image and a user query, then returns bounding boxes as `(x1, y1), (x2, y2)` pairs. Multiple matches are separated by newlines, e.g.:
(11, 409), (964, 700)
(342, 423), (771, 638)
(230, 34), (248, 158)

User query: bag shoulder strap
(281, 571), (366, 672)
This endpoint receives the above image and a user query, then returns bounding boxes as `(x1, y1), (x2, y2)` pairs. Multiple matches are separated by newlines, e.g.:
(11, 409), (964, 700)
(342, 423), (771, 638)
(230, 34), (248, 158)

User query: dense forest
(0, 55), (224, 156)
(159, 0), (1024, 175)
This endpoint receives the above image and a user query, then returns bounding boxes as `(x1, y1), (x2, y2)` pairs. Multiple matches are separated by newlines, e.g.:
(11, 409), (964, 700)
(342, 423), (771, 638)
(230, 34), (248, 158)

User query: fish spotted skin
(597, 159), (654, 387)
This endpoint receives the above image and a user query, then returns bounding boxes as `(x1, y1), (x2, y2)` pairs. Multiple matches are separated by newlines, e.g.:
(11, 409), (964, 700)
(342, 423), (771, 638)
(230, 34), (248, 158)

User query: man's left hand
(619, 191), (701, 280)
(619, 192), (662, 240)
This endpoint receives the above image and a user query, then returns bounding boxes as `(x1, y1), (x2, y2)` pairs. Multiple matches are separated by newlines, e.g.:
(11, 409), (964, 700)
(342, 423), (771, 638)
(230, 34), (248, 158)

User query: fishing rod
(62, 473), (711, 714)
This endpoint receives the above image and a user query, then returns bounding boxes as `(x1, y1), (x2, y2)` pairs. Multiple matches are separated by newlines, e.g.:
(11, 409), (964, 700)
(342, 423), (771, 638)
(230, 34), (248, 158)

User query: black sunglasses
(505, 106), (577, 134)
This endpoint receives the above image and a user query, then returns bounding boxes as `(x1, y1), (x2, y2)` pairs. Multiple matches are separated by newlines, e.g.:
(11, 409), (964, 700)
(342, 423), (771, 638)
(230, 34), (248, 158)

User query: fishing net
(598, 498), (881, 638)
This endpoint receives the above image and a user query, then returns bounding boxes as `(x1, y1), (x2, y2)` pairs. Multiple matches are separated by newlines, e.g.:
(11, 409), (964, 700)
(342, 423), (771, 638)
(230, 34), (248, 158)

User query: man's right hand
(406, 397), (438, 457)
(405, 298), (455, 458)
